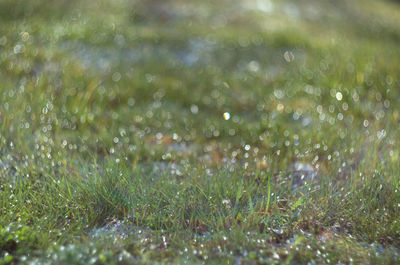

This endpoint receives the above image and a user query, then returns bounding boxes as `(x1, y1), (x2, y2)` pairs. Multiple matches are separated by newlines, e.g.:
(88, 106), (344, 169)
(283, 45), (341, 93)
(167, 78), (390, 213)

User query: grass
(0, 0), (400, 264)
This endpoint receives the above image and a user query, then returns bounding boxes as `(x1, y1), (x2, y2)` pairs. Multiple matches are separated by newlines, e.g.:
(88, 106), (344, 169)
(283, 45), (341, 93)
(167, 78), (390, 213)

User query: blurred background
(0, 0), (399, 173)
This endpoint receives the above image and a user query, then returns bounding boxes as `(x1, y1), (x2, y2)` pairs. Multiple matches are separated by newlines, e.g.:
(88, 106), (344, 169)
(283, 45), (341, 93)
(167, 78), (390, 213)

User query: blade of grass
(265, 175), (271, 216)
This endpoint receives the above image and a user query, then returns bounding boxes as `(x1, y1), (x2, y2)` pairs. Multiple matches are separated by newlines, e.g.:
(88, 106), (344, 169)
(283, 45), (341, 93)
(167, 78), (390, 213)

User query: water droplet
(112, 72), (121, 82)
(272, 228), (283, 235)
(223, 112), (230, 120)
(283, 51), (294, 62)
(191, 105), (199, 114)
(14, 44), (24, 54)
(336, 92), (343, 101)
(21, 32), (30, 41)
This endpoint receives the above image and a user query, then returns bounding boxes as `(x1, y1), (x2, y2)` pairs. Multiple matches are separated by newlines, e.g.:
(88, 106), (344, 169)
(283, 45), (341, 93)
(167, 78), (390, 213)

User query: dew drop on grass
(190, 105), (199, 114)
(112, 72), (121, 82)
(223, 112), (230, 120)
(336, 92), (343, 101)
(21, 32), (30, 41)
(277, 103), (284, 112)
(128, 98), (135, 106)
(283, 51), (294, 62)
(14, 44), (24, 54)
(272, 228), (283, 235)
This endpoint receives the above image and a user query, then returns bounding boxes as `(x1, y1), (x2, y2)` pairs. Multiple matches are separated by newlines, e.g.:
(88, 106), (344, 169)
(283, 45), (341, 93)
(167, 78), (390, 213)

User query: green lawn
(1, 0), (400, 264)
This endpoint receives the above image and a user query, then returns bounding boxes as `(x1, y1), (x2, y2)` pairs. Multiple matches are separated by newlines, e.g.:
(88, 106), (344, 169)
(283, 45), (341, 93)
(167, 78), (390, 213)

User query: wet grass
(0, 0), (400, 264)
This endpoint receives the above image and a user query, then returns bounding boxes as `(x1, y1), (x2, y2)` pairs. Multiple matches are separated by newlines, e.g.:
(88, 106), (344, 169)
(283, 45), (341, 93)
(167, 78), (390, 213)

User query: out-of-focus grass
(0, 0), (400, 264)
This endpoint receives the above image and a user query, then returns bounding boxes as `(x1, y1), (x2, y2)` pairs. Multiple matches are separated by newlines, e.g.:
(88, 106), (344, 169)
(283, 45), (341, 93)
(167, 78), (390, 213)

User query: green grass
(1, 0), (400, 264)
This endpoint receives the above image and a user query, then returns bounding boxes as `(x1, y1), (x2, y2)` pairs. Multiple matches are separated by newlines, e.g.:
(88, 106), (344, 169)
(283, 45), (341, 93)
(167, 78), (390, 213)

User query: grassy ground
(1, 0), (400, 264)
